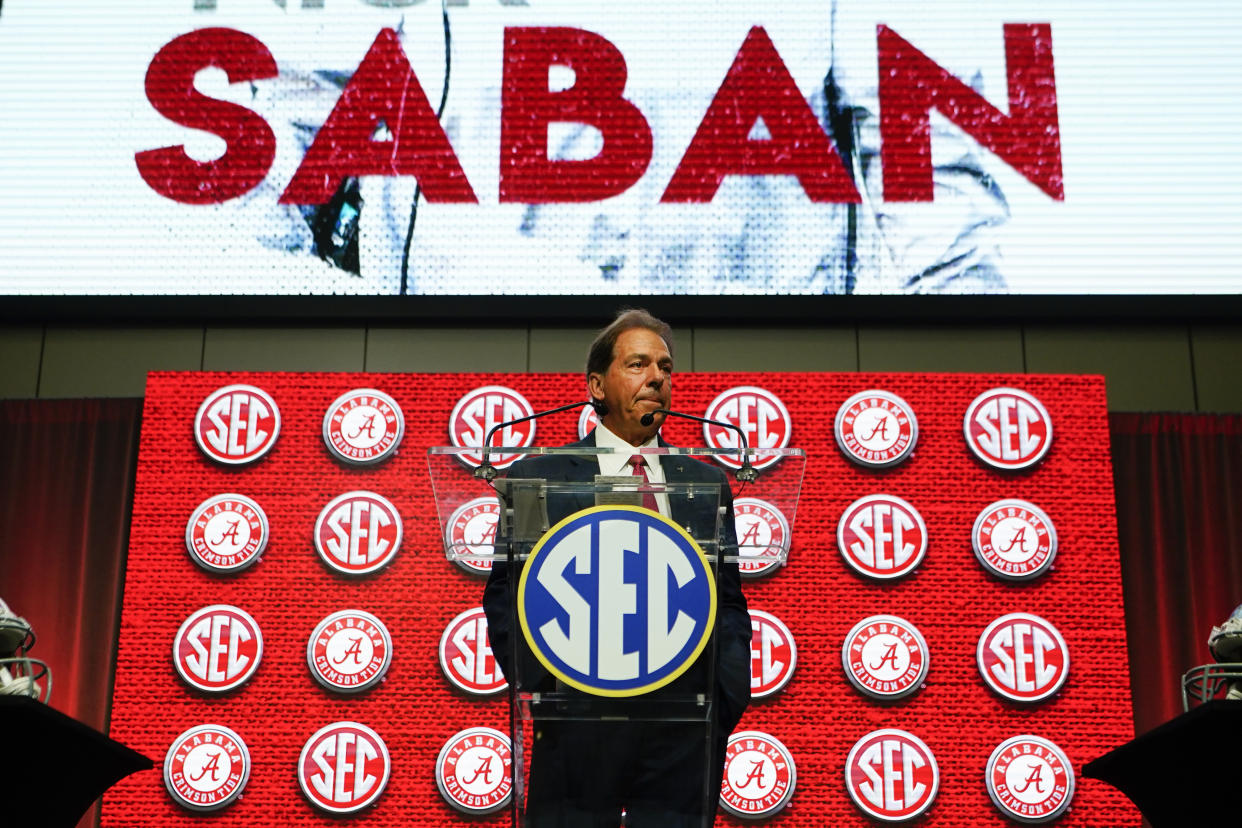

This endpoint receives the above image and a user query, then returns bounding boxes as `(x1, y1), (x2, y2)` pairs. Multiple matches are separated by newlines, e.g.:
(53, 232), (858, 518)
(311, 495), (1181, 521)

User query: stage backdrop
(103, 371), (1138, 826)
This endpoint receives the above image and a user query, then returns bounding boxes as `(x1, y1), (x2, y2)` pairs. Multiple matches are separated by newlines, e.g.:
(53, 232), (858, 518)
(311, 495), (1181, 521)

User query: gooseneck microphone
(640, 408), (759, 482)
(474, 400), (598, 481)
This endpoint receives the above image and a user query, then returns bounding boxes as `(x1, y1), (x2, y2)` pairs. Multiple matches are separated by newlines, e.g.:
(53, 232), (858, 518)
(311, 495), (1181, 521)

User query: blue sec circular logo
(518, 506), (717, 697)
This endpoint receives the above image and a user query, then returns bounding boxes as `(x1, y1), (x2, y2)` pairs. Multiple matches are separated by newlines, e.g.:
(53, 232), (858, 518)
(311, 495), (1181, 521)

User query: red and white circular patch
(163, 724), (250, 812)
(298, 721), (391, 814)
(435, 727), (514, 815)
(702, 386), (791, 471)
(578, 403), (600, 440)
(977, 613), (1070, 704)
(836, 494), (928, 581)
(845, 729), (939, 822)
(749, 610), (796, 699)
(972, 500), (1058, 582)
(719, 731), (796, 819)
(985, 735), (1076, 824)
(449, 385), (536, 470)
(834, 390), (918, 468)
(439, 607), (507, 696)
(172, 605), (263, 694)
(184, 494), (269, 574)
(307, 610), (393, 695)
(445, 496), (501, 575)
(733, 498), (790, 578)
(964, 388), (1053, 471)
(194, 384), (280, 465)
(314, 491), (403, 576)
(842, 615), (930, 701)
(322, 388), (404, 465)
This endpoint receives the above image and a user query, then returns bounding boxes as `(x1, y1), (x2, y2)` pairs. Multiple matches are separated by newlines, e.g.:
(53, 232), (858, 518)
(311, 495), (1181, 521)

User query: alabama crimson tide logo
(172, 605), (263, 694)
(719, 731), (797, 819)
(985, 735), (1076, 824)
(298, 721), (391, 814)
(842, 615), (930, 701)
(750, 610), (796, 698)
(978, 613), (1070, 703)
(435, 727), (513, 815)
(307, 610), (393, 695)
(845, 729), (939, 822)
(445, 496), (500, 575)
(439, 607), (506, 696)
(834, 390), (918, 468)
(836, 494), (928, 581)
(578, 404), (600, 440)
(184, 494), (269, 574)
(322, 388), (404, 465)
(703, 386), (791, 471)
(314, 491), (403, 576)
(734, 497), (790, 577)
(449, 385), (535, 470)
(973, 500), (1058, 581)
(964, 388), (1053, 471)
(163, 724), (250, 812)
(194, 384), (280, 465)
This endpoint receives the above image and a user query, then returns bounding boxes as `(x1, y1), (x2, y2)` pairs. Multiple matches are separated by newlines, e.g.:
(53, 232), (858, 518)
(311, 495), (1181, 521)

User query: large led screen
(0, 0), (1239, 296)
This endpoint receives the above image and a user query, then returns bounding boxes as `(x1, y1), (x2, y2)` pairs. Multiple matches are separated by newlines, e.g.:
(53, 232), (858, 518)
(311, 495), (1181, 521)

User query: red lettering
(135, 28), (277, 204)
(499, 27), (652, 203)
(662, 27), (859, 203)
(878, 23), (1063, 201)
(280, 28), (476, 205)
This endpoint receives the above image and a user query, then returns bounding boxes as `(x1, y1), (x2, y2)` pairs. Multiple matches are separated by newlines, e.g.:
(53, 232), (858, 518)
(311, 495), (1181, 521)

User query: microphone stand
(641, 408), (759, 482)
(474, 400), (597, 481)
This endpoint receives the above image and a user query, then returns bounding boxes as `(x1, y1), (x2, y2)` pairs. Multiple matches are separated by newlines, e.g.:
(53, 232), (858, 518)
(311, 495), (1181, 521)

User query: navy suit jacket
(482, 433), (751, 733)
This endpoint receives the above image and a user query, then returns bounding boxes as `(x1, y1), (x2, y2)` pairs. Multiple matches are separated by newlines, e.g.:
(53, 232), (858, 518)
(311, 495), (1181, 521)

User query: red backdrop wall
(101, 371), (1138, 826)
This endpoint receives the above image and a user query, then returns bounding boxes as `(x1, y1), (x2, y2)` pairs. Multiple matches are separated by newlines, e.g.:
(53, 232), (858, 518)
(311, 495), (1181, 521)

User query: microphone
(640, 408), (759, 482)
(474, 400), (596, 481)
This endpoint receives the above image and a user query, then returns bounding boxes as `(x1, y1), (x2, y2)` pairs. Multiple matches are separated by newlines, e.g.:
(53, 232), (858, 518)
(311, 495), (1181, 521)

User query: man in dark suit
(483, 309), (751, 827)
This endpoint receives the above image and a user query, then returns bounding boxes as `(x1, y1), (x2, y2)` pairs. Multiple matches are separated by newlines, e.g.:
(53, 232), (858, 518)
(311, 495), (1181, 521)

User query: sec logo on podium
(518, 506), (717, 697)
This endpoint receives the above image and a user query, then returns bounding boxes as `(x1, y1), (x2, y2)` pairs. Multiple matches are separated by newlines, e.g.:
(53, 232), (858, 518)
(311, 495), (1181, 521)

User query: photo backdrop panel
(104, 371), (1138, 826)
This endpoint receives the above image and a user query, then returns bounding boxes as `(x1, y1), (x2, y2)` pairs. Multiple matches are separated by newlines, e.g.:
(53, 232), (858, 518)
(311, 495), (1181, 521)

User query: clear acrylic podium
(428, 446), (804, 827)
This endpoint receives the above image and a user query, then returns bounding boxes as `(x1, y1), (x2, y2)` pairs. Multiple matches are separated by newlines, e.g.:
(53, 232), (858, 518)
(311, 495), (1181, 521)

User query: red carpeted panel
(103, 371), (1138, 826)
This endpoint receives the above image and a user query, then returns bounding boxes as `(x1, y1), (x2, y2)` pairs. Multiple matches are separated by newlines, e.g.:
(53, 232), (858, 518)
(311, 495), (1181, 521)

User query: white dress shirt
(592, 423), (671, 517)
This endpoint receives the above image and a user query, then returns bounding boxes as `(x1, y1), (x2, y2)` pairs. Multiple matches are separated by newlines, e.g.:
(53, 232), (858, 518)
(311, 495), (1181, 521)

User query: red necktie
(628, 454), (660, 513)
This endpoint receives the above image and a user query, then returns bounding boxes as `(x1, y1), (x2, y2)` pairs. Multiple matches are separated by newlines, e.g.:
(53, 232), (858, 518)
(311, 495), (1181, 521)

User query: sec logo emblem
(845, 729), (939, 822)
(749, 610), (796, 699)
(964, 388), (1053, 471)
(985, 735), (1076, 824)
(449, 385), (535, 470)
(972, 499), (1058, 582)
(163, 724), (250, 812)
(298, 721), (390, 814)
(439, 607), (507, 696)
(194, 384), (280, 465)
(307, 610), (393, 695)
(977, 613), (1070, 704)
(578, 403), (600, 440)
(733, 498), (790, 578)
(842, 615), (930, 701)
(322, 388), (404, 465)
(836, 494), (928, 581)
(314, 491), (402, 576)
(834, 390), (918, 468)
(445, 496), (500, 575)
(184, 494), (269, 574)
(436, 727), (513, 815)
(518, 506), (717, 697)
(173, 605), (263, 694)
(703, 386), (791, 471)
(719, 731), (797, 819)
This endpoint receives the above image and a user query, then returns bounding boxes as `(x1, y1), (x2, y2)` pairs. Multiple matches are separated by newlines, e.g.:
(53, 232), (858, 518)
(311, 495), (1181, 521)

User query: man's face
(589, 327), (673, 446)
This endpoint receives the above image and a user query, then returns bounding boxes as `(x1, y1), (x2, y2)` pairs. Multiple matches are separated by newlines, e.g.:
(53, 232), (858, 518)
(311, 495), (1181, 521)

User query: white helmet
(0, 598), (51, 703)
